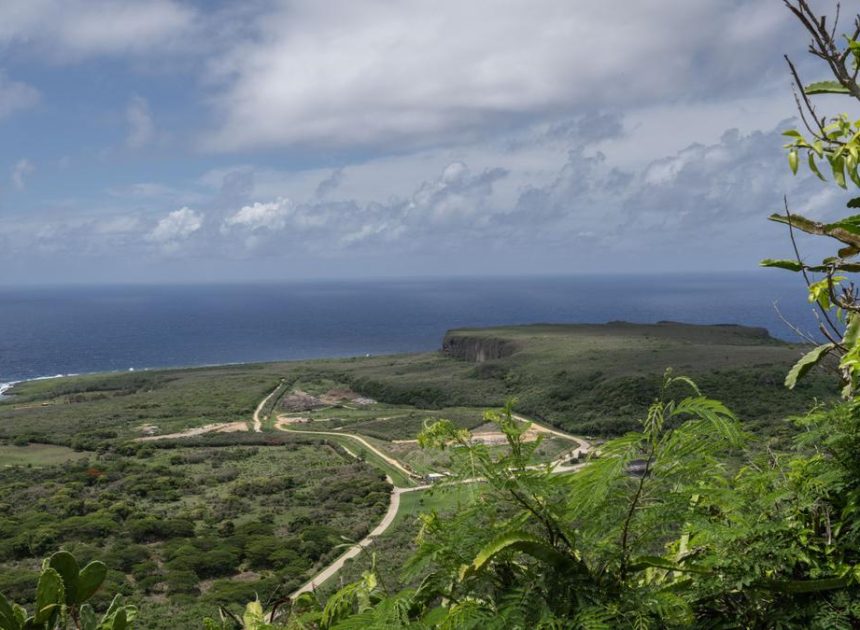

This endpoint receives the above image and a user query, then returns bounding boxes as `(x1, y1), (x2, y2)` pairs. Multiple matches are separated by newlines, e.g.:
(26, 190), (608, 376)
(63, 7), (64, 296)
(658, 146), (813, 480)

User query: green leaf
(760, 575), (852, 593)
(243, 600), (265, 629)
(804, 80), (852, 95)
(79, 604), (97, 630)
(769, 212), (860, 248)
(827, 214), (860, 235)
(109, 609), (128, 630)
(421, 606), (448, 626)
(844, 314), (860, 349)
(48, 551), (79, 606)
(101, 595), (123, 622)
(759, 258), (803, 271)
(34, 568), (64, 625)
(788, 148), (799, 174)
(460, 530), (581, 581)
(0, 593), (21, 630)
(849, 197), (860, 208)
(628, 556), (711, 575)
(831, 154), (848, 188)
(76, 561), (107, 604)
(809, 153), (827, 181)
(767, 212), (823, 234)
(785, 343), (835, 389)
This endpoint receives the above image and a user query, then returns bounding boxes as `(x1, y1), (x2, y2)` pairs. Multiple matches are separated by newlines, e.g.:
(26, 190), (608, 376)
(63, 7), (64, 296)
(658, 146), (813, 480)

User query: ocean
(0, 273), (819, 388)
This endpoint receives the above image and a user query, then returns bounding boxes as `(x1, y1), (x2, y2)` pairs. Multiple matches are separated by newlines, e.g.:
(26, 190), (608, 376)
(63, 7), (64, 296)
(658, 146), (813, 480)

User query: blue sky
(0, 0), (851, 284)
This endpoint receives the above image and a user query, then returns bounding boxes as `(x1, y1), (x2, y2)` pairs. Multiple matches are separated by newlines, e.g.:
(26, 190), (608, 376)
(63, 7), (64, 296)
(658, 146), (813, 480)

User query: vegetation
(0, 323), (834, 450)
(204, 3), (860, 627)
(0, 439), (388, 628)
(5, 2), (860, 627)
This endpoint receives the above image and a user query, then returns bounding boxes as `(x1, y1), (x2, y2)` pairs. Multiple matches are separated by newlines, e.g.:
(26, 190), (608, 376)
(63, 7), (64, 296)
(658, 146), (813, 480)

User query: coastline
(0, 359), (285, 400)
(0, 374), (71, 400)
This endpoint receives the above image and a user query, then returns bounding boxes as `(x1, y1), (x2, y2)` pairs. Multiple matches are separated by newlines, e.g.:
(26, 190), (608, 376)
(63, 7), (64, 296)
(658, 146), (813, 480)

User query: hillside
(0, 321), (838, 625)
(0, 322), (833, 446)
(311, 321), (835, 437)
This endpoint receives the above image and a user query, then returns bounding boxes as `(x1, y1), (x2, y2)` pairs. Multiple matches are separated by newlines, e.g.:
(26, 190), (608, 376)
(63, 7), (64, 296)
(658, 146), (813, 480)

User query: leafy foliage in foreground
(285, 381), (860, 628)
(0, 551), (135, 630)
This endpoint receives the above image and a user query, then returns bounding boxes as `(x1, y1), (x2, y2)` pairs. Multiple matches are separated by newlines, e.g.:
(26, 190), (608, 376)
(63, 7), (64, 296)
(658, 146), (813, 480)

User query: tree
(764, 1), (860, 396)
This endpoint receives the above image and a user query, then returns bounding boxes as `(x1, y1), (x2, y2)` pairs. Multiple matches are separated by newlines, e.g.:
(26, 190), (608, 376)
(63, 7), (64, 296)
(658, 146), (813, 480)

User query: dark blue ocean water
(0, 274), (821, 386)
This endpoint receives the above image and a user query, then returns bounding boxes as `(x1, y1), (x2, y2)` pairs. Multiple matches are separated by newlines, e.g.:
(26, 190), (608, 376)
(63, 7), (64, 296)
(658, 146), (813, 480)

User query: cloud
(11, 158), (34, 189)
(0, 73), (39, 119)
(406, 162), (508, 226)
(194, 120), (844, 271)
(315, 168), (345, 198)
(0, 0), (196, 59)
(147, 207), (203, 251)
(0, 119), (843, 275)
(202, 0), (793, 152)
(223, 197), (292, 232)
(126, 96), (154, 148)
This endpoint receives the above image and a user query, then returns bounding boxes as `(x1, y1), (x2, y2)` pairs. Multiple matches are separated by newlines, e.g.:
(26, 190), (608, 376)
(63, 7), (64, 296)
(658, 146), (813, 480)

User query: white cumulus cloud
(223, 197), (293, 232)
(148, 207), (203, 251)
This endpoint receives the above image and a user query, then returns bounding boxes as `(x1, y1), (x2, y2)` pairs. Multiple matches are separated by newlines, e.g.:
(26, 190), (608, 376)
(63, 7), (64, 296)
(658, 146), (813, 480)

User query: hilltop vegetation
(0, 322), (833, 449)
(324, 322), (835, 437)
(0, 321), (841, 627)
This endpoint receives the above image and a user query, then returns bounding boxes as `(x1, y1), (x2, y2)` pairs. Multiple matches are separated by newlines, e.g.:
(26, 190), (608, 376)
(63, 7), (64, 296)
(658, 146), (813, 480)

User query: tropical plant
(0, 551), (135, 630)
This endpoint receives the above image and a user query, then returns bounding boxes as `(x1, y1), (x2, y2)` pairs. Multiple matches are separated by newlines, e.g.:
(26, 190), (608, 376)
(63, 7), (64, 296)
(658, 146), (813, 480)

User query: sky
(0, 0), (854, 285)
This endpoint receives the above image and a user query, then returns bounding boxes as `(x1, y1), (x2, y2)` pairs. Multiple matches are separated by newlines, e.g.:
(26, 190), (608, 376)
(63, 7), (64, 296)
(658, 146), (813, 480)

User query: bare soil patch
(134, 422), (248, 441)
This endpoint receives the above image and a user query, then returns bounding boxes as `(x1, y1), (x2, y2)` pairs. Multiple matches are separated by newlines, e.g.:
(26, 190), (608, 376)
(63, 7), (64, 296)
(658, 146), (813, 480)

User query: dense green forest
(4, 1), (860, 628)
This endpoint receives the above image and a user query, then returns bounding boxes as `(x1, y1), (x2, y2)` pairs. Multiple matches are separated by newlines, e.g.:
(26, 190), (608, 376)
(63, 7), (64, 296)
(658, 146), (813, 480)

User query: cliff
(441, 332), (520, 362)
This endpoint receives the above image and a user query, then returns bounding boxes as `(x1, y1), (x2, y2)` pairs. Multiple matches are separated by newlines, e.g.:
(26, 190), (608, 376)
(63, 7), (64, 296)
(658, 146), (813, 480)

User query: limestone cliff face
(441, 333), (518, 363)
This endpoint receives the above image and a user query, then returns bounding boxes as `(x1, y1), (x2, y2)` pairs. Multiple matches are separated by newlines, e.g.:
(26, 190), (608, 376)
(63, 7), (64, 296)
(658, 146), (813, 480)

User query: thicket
(0, 443), (388, 629)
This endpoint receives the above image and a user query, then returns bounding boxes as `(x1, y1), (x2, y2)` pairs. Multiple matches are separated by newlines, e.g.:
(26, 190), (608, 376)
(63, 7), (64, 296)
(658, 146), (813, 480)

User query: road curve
(276, 422), (419, 481)
(288, 483), (431, 598)
(265, 388), (590, 599)
(515, 414), (591, 455)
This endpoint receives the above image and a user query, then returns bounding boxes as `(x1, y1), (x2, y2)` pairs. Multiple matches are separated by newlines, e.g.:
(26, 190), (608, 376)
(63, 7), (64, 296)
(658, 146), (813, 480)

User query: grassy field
(0, 444), (91, 466)
(287, 322), (837, 437)
(0, 365), (286, 446)
(0, 322), (832, 446)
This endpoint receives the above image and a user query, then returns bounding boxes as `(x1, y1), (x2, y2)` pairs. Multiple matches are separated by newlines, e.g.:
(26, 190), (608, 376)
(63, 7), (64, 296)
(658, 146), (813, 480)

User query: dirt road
(264, 385), (590, 599)
(253, 381), (284, 432)
(134, 422), (247, 441)
(275, 418), (419, 481)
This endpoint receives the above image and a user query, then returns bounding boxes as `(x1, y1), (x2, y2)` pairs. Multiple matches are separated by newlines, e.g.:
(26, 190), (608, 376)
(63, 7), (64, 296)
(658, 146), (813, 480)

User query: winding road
(276, 418), (419, 481)
(267, 391), (591, 599)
